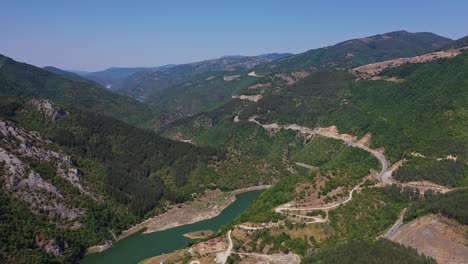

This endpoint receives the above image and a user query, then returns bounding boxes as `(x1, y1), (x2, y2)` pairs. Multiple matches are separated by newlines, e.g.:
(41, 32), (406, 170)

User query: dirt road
(237, 253), (301, 264)
(275, 185), (361, 213)
(249, 117), (390, 183)
(216, 230), (233, 264)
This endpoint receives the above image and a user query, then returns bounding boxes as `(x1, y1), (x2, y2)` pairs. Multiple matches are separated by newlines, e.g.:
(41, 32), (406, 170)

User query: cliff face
(0, 119), (94, 220)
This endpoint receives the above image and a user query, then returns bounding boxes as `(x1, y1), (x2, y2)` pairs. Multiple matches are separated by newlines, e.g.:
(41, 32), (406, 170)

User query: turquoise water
(81, 190), (261, 264)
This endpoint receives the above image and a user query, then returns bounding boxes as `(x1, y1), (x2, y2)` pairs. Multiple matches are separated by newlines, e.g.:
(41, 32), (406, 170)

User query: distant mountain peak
(335, 30), (452, 47)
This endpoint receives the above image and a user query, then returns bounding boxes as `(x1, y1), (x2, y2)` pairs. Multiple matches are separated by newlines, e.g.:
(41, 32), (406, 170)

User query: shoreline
(231, 185), (271, 195)
(86, 185), (270, 254)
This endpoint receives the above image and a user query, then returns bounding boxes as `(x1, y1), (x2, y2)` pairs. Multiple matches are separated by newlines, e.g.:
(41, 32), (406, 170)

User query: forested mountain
(243, 52), (468, 161)
(163, 49), (468, 162)
(0, 98), (228, 262)
(159, 38), (468, 258)
(145, 31), (454, 121)
(0, 54), (161, 128)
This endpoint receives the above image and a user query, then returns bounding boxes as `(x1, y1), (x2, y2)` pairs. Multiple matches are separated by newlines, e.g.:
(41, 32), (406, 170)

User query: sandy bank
(86, 186), (270, 254)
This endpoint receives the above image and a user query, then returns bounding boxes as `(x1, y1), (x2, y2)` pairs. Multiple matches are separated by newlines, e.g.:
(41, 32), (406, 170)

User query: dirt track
(236, 253), (301, 264)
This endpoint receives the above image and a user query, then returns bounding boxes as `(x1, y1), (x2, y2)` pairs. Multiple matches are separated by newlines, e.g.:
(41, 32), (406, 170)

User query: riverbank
(231, 185), (271, 195)
(86, 186), (270, 254)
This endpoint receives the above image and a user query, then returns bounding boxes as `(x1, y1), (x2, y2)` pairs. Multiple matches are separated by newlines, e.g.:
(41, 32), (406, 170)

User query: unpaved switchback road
(249, 117), (390, 184)
(275, 185), (361, 213)
(248, 117), (393, 222)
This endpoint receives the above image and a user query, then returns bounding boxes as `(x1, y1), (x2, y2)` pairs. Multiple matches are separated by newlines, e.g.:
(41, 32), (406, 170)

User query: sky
(1, 0), (468, 71)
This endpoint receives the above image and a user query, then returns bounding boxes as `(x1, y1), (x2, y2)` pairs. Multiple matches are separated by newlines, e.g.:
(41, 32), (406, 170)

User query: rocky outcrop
(36, 237), (69, 256)
(193, 115), (213, 128)
(0, 146), (84, 219)
(28, 99), (69, 122)
(0, 120), (99, 221)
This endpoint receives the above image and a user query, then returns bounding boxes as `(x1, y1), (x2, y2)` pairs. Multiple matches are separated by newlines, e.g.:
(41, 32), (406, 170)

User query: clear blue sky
(1, 0), (467, 71)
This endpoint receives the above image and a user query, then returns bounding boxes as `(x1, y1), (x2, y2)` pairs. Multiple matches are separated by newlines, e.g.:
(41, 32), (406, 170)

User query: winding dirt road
(248, 118), (452, 225)
(275, 185), (362, 213)
(219, 229), (300, 264)
(248, 117), (393, 223)
(249, 117), (390, 183)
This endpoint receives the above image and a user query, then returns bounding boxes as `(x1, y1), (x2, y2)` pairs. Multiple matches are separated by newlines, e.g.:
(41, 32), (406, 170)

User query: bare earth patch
(352, 47), (467, 79)
(237, 253), (300, 264)
(401, 181), (451, 194)
(389, 214), (468, 264)
(223, 75), (241, 81)
(274, 71), (309, 85)
(248, 71), (262, 77)
(232, 94), (263, 102)
(248, 82), (271, 89)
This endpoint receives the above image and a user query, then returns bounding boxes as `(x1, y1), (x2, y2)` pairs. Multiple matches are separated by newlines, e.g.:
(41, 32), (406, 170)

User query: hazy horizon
(2, 0), (467, 71)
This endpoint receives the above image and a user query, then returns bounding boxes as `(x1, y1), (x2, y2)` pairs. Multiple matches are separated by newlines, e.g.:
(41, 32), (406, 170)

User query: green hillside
(0, 54), (161, 128)
(242, 52), (468, 163)
(1, 99), (224, 215)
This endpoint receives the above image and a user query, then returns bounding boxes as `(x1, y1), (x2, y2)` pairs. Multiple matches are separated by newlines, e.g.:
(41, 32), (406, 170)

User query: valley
(82, 190), (263, 264)
(1, 22), (467, 264)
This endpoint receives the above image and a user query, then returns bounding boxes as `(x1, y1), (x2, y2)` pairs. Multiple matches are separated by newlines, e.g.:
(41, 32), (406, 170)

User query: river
(81, 190), (262, 264)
